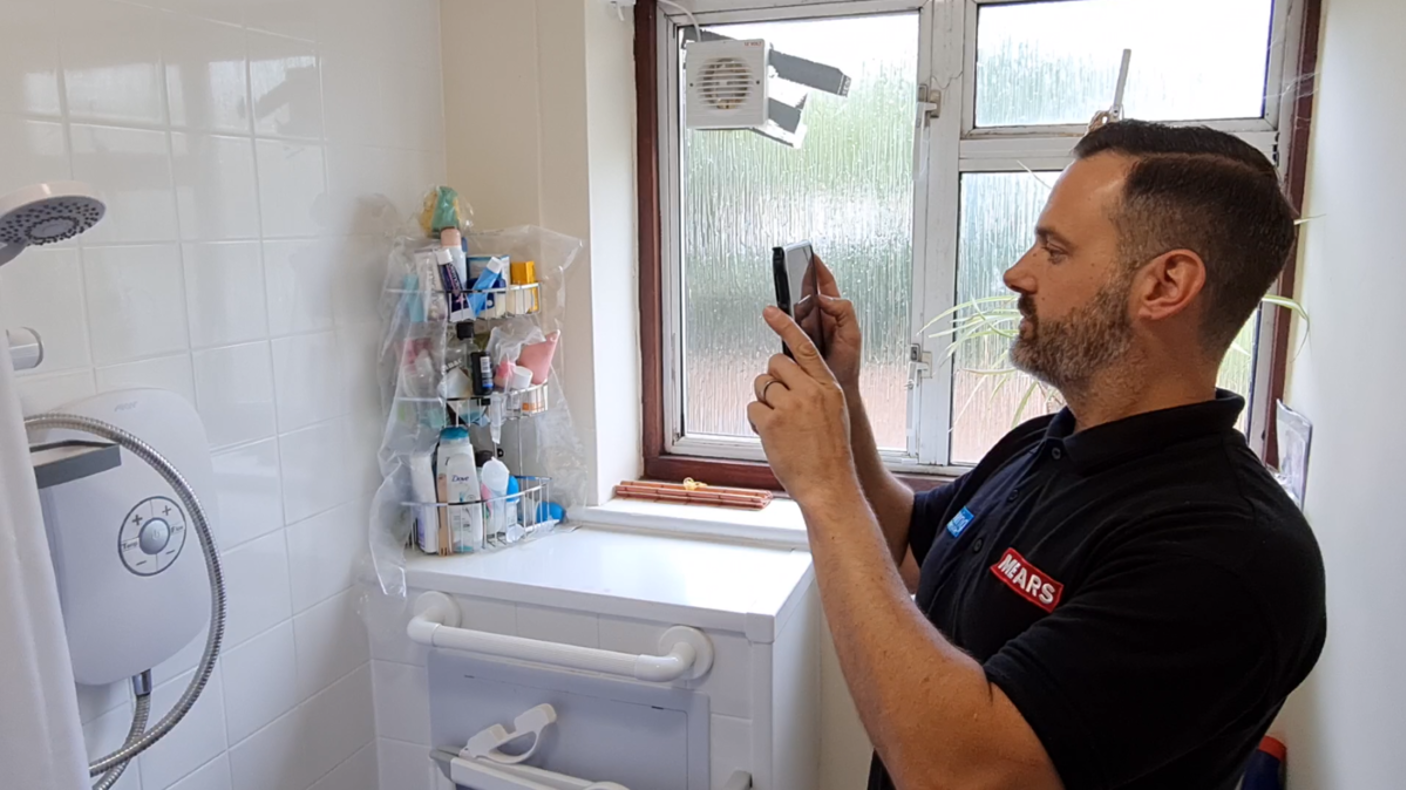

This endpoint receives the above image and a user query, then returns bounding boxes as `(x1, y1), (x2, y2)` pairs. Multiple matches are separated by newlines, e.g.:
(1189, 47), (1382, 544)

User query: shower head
(0, 181), (106, 267)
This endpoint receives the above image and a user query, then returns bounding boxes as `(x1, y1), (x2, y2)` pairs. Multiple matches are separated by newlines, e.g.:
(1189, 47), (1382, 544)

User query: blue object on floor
(1242, 736), (1286, 790)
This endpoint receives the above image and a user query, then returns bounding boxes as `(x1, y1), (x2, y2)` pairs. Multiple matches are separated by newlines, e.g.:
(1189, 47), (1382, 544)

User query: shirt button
(1006, 491), (1019, 504)
(1051, 446), (1064, 461)
(971, 537), (985, 554)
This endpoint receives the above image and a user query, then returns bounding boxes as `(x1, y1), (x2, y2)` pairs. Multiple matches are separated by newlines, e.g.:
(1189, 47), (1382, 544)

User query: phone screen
(773, 242), (826, 357)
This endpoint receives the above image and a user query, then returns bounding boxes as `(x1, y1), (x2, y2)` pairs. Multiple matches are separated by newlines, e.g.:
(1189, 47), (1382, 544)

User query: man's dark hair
(1074, 120), (1297, 354)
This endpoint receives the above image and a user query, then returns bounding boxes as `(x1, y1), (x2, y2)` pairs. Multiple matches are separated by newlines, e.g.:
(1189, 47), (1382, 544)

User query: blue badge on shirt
(946, 507), (975, 537)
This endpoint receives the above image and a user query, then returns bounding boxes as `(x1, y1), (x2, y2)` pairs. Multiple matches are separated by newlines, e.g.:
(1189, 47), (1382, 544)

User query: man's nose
(1004, 248), (1038, 294)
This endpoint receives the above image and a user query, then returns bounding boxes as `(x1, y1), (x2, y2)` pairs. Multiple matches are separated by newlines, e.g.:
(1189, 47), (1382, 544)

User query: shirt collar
(1043, 390), (1247, 472)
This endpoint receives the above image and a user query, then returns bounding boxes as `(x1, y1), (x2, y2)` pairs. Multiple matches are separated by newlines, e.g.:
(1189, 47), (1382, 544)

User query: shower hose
(24, 413), (226, 790)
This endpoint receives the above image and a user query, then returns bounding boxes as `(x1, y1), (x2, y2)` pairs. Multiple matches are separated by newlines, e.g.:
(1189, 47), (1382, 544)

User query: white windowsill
(572, 497), (811, 549)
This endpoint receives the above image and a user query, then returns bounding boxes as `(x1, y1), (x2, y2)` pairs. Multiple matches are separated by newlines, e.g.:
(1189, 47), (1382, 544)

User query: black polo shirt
(868, 392), (1326, 790)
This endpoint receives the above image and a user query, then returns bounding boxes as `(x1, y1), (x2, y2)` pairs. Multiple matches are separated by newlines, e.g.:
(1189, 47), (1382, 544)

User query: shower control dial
(139, 518), (170, 554)
(119, 496), (187, 576)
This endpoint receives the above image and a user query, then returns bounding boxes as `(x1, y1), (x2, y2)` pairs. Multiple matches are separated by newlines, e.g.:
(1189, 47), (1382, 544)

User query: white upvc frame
(657, 0), (1307, 468)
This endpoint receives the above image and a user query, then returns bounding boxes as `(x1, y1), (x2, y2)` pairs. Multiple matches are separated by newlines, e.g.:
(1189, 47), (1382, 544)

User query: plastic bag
(366, 226), (586, 599)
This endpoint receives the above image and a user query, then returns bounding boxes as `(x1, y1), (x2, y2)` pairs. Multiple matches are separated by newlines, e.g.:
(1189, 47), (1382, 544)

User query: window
(648, 0), (1307, 477)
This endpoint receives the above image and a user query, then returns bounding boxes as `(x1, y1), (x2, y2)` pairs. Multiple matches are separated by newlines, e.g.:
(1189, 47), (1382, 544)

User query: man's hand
(811, 257), (863, 393)
(749, 306), (857, 506)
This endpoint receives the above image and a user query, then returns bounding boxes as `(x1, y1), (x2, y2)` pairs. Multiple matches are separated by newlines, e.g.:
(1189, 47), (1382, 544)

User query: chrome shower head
(0, 182), (106, 267)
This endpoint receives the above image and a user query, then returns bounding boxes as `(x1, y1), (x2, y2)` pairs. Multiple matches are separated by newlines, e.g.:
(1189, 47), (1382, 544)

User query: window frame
(636, 0), (1321, 489)
(655, 0), (934, 473)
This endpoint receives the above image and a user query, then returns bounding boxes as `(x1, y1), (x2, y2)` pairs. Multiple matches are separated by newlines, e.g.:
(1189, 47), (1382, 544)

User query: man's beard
(1010, 278), (1135, 394)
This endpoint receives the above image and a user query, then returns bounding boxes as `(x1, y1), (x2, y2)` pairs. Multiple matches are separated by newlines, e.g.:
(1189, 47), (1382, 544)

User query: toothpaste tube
(468, 256), (508, 317)
(436, 248), (472, 322)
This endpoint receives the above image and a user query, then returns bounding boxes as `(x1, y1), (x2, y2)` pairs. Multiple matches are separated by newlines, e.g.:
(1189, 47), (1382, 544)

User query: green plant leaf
(1012, 379), (1040, 427)
(1260, 294), (1312, 357)
(1261, 294), (1309, 323)
(950, 372), (991, 429)
(1018, 162), (1056, 192)
(918, 295), (1019, 336)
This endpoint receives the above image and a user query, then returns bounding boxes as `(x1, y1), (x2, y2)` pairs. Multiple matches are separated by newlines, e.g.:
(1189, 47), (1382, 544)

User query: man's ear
(1133, 249), (1207, 322)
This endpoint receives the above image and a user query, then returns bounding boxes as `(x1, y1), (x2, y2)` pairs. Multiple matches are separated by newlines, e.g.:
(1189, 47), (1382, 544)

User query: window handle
(908, 343), (933, 391)
(917, 82), (941, 125)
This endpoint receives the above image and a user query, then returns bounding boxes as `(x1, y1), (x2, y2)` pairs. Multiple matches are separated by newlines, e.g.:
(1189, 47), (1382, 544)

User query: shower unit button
(139, 518), (170, 554)
(118, 496), (187, 576)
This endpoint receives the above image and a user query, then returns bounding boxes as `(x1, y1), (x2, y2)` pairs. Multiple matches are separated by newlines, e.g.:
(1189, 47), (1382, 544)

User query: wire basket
(406, 476), (554, 555)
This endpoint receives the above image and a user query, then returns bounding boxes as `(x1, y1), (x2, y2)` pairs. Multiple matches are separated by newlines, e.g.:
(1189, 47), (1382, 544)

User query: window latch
(908, 343), (933, 390)
(917, 82), (941, 124)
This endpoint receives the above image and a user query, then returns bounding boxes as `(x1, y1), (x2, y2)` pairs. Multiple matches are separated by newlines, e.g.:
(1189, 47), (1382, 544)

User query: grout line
(63, 116), (322, 146)
(303, 738), (377, 790)
(377, 733), (431, 749)
(215, 519), (285, 557)
(207, 425), (279, 456)
(288, 578), (359, 621)
(56, 39), (110, 381)
(153, 752), (235, 790)
(226, 659), (369, 752)
(367, 653), (426, 670)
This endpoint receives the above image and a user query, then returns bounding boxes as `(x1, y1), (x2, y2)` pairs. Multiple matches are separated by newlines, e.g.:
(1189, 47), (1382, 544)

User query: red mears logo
(990, 548), (1064, 613)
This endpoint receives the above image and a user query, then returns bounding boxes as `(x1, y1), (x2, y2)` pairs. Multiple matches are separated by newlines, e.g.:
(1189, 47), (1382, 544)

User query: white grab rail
(407, 592), (714, 682)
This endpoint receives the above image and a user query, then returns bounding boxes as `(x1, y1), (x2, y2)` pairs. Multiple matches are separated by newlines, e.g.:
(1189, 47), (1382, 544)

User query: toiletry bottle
(438, 248), (472, 322)
(433, 433), (452, 555)
(437, 427), (483, 552)
(441, 228), (468, 284)
(416, 252), (446, 322)
(444, 321), (475, 371)
(467, 255), (491, 282)
(470, 351), (494, 396)
(468, 257), (506, 317)
(480, 458), (512, 545)
(410, 452), (437, 554)
(403, 273), (425, 323)
(510, 260), (538, 314)
(489, 266), (508, 318)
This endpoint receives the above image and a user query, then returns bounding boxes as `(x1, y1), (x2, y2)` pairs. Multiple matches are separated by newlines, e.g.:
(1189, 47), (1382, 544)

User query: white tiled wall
(0, 0), (446, 787)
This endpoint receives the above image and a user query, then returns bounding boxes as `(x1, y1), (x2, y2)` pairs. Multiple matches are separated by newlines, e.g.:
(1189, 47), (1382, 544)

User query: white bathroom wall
(441, 0), (642, 506)
(1273, 0), (1406, 785)
(0, 0), (446, 788)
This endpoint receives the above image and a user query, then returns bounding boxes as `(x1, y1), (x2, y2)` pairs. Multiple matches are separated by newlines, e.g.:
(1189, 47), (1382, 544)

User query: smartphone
(772, 241), (826, 358)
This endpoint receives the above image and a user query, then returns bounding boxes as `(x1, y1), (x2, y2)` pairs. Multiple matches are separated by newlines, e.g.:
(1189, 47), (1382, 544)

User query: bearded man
(748, 120), (1327, 790)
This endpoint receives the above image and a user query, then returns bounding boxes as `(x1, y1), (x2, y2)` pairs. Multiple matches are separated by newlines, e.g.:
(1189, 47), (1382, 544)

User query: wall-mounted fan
(686, 38), (769, 130)
(682, 29), (850, 149)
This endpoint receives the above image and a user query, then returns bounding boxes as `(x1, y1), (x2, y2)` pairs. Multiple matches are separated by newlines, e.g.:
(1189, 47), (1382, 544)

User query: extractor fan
(683, 29), (850, 148)
(686, 38), (770, 130)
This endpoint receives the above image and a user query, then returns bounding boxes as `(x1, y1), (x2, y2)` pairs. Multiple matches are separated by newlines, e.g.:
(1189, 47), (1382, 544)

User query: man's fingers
(753, 374), (789, 405)
(766, 353), (804, 387)
(746, 401), (771, 434)
(817, 294), (854, 320)
(764, 306), (832, 382)
(813, 255), (841, 299)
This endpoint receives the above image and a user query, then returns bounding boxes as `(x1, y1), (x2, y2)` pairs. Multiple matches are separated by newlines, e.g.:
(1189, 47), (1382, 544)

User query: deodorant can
(470, 352), (494, 396)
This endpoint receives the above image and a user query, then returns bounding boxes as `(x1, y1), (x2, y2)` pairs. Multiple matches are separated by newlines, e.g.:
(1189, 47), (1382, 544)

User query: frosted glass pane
(975, 0), (1275, 127)
(681, 14), (919, 449)
(951, 172), (1063, 465)
(952, 172), (1261, 464)
(1217, 310), (1259, 434)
